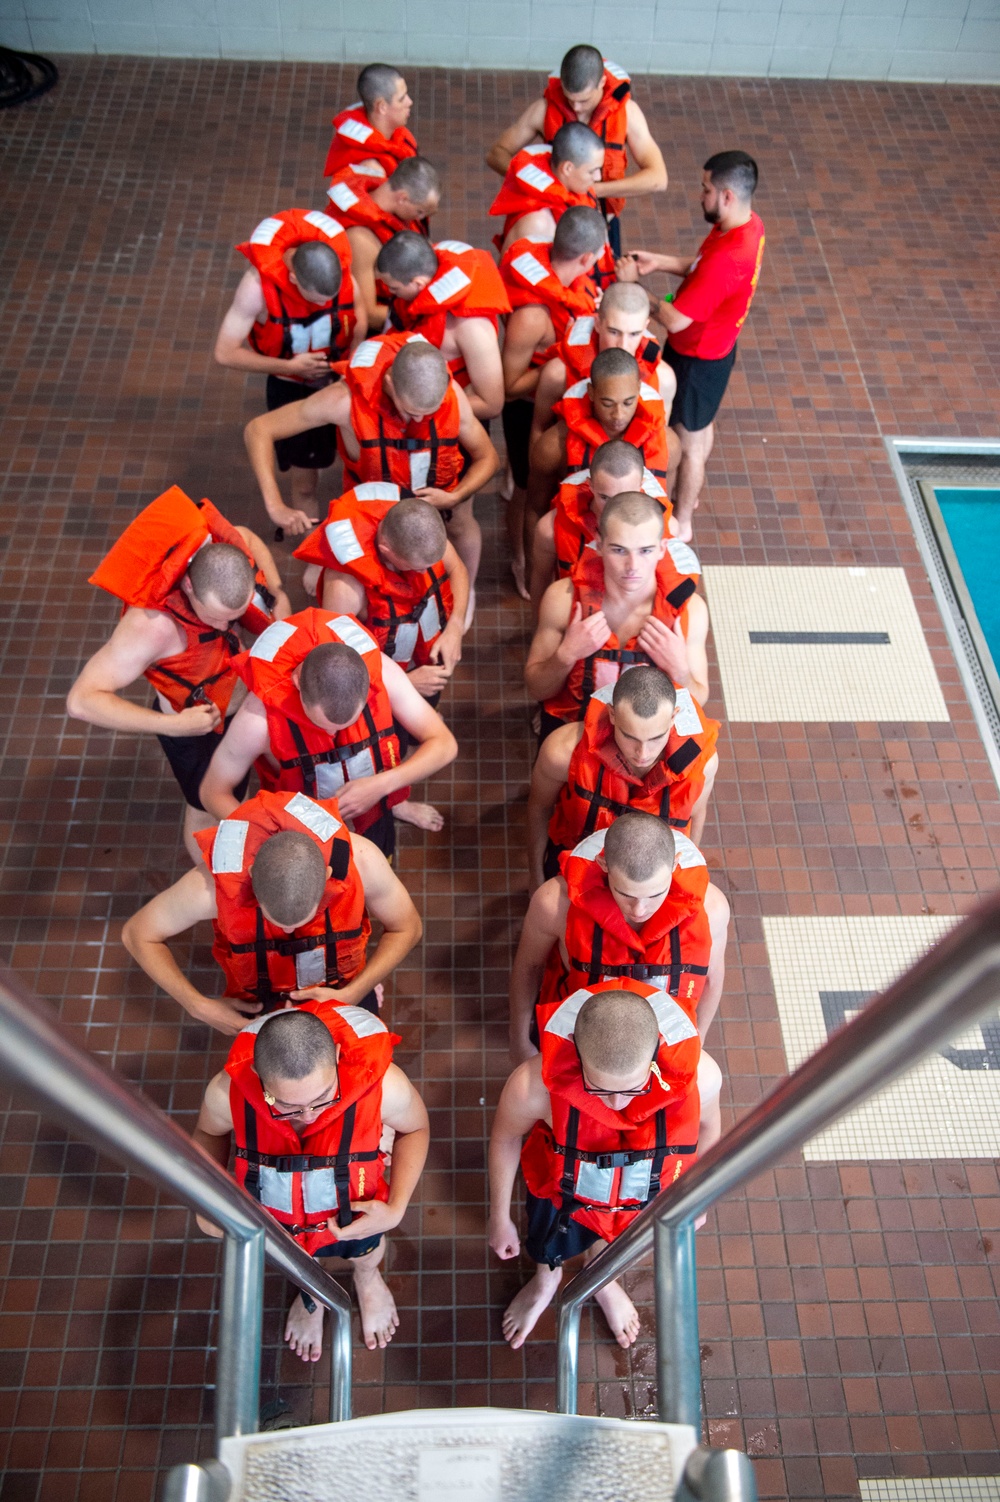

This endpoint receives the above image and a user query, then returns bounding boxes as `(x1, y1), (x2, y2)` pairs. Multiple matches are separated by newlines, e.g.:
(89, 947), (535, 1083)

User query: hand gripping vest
(293, 482), (454, 672)
(193, 789), (371, 1012)
(552, 468), (671, 577)
(547, 683), (720, 852)
(232, 607), (408, 834)
(236, 209), (357, 377)
(89, 485), (273, 720)
(553, 826), (712, 1020)
(499, 239), (597, 363)
(521, 977), (701, 1242)
(542, 60), (631, 218)
(542, 540), (701, 725)
(227, 999), (400, 1254)
(557, 313), (662, 385)
(388, 241), (511, 385)
(323, 102), (418, 179)
(338, 331), (463, 493)
(556, 377), (670, 485)
(326, 170), (426, 246)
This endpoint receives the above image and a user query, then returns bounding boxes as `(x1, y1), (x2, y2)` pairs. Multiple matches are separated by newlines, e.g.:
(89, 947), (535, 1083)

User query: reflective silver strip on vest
(591, 683), (614, 705)
(250, 619), (298, 661)
(295, 948), (327, 989)
(639, 381), (662, 404)
(418, 594), (441, 641)
(285, 792), (341, 843)
(436, 239), (473, 253)
(567, 316), (595, 346)
(511, 252), (548, 287)
(315, 747), (376, 797)
(304, 209), (344, 238)
(328, 181), (360, 212)
(665, 538), (701, 576)
(391, 623), (419, 665)
(673, 832), (706, 870)
(620, 1158), (653, 1202)
(646, 990), (699, 1045)
(349, 338), (381, 369)
(302, 1168), (341, 1216)
(672, 686), (702, 737)
(258, 1166), (294, 1214)
(544, 987), (595, 1040)
(338, 116), (372, 142)
(355, 482), (401, 503)
(570, 827), (608, 862)
(325, 517), (365, 564)
(565, 469), (590, 487)
(212, 819), (250, 874)
(605, 59), (629, 80)
(563, 379), (588, 399)
(338, 1004), (388, 1037)
(641, 468), (665, 498)
(523, 142), (551, 156)
(575, 1161), (615, 1204)
(409, 451), (431, 492)
(326, 615), (376, 654)
(290, 313), (332, 355)
(428, 266), (472, 304)
(249, 216), (282, 246)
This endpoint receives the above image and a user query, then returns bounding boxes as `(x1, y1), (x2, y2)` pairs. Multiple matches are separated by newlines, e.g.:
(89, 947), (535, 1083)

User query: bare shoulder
(697, 1050), (722, 1103)
(200, 1069), (235, 1132)
(535, 720), (579, 779)
(529, 875), (568, 934)
(537, 576), (574, 630)
(381, 1062), (427, 1131)
(705, 881), (731, 929)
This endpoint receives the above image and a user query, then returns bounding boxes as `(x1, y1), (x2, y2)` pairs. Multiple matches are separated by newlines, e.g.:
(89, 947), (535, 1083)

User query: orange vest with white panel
(236, 209), (357, 377)
(542, 60), (630, 217)
(337, 331), (463, 492)
(323, 103), (418, 179)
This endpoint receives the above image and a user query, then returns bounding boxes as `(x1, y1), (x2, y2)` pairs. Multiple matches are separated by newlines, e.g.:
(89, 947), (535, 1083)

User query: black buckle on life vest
(666, 738), (701, 776)
(666, 578), (697, 611)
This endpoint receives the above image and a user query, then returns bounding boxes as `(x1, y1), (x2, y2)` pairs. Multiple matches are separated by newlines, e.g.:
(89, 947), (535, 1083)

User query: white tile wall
(4, 0), (999, 80)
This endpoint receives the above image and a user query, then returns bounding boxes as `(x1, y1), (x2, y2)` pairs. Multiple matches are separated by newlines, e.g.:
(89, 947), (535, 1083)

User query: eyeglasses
(575, 1042), (665, 1099)
(263, 1074), (341, 1121)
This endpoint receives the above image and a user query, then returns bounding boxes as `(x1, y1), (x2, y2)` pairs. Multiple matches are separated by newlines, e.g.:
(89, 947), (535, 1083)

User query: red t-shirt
(668, 211), (765, 360)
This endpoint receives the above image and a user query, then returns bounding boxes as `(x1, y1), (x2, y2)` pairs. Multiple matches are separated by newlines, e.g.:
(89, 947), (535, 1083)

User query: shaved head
(599, 282), (649, 321)
(377, 496), (447, 569)
(390, 340), (449, 411)
(598, 490), (664, 539)
(552, 205), (607, 262)
(187, 543), (254, 611)
(357, 63), (404, 110)
(253, 1008), (337, 1087)
(612, 664), (676, 719)
(387, 156), (440, 212)
(376, 231), (438, 285)
(604, 810), (675, 882)
(560, 44), (604, 94)
(250, 831), (327, 927)
(591, 347), (640, 387)
(590, 438), (644, 487)
(299, 642), (370, 726)
(576, 988), (660, 1077)
(291, 241), (342, 299)
(551, 121), (604, 170)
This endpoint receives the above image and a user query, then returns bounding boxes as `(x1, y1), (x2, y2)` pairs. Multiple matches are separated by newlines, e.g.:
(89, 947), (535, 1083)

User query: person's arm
(346, 226), (388, 328)
(524, 579), (611, 704)
(488, 1058), (550, 1258)
(651, 299), (694, 337)
(592, 100), (667, 202)
(696, 1051), (723, 1156)
(451, 318), (505, 421)
(348, 275), (369, 348)
(122, 866), (264, 1036)
(499, 208), (555, 257)
(428, 543), (469, 668)
(525, 420), (566, 524)
(635, 593), (710, 706)
(214, 269), (332, 382)
(696, 882), (730, 1041)
(525, 724), (578, 892)
(290, 835), (422, 1009)
(622, 250), (696, 279)
(501, 305), (552, 401)
(415, 384), (500, 510)
(332, 659), (458, 824)
(529, 357), (568, 443)
(192, 1070), (235, 1237)
(322, 571), (368, 619)
(243, 383), (351, 535)
(198, 695), (271, 818)
(66, 610), (221, 739)
(325, 1064), (429, 1239)
(508, 878), (566, 1061)
(485, 99), (547, 177)
(235, 526), (291, 620)
(528, 510), (557, 616)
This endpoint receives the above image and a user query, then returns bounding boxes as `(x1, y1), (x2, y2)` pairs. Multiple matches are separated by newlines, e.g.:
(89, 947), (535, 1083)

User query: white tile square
(702, 566), (949, 723)
(860, 1481), (1000, 1501)
(763, 915), (1000, 1161)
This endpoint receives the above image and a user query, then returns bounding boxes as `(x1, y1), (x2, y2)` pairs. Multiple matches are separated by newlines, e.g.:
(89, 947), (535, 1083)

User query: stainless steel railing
(0, 965), (354, 1446)
(556, 890), (1000, 1424)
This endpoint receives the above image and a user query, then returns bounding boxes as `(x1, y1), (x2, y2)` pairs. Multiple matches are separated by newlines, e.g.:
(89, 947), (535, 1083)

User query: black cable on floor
(0, 44), (58, 108)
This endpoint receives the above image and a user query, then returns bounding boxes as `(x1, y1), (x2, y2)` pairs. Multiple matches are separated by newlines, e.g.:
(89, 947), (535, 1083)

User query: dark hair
(376, 231), (439, 285)
(250, 831), (327, 927)
(299, 642), (370, 726)
(604, 810), (674, 881)
(291, 241), (342, 299)
(187, 542), (254, 611)
(613, 664), (676, 719)
(378, 497), (447, 568)
(590, 346), (640, 385)
(552, 205), (607, 261)
(391, 339), (449, 410)
(253, 1009), (337, 1086)
(551, 120), (603, 170)
(560, 44), (604, 94)
(590, 438), (645, 484)
(704, 150), (758, 201)
(357, 63), (404, 110)
(387, 156), (440, 210)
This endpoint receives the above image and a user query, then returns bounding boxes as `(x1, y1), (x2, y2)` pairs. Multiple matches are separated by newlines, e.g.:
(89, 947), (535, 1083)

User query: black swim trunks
(662, 343), (737, 433)
(265, 375), (338, 472)
(154, 709), (250, 811)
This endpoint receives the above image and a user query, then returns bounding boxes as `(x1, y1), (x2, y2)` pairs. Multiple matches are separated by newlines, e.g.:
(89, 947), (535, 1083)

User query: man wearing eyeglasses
(194, 1003), (429, 1360)
(489, 981), (721, 1350)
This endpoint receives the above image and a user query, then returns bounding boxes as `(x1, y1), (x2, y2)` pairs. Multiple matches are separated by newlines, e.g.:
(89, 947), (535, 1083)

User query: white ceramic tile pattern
(702, 565), (950, 724)
(859, 1481), (1000, 1500)
(763, 915), (1000, 1160)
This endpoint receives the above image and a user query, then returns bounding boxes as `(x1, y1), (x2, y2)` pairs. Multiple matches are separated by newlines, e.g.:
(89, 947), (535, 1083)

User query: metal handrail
(556, 890), (1000, 1423)
(0, 966), (354, 1446)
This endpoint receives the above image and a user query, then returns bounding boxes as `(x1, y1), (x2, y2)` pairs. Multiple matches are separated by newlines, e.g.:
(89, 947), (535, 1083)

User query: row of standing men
(65, 50), (765, 1363)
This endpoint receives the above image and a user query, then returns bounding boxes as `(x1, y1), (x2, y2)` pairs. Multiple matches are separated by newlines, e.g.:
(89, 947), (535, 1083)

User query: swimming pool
(919, 482), (1000, 711)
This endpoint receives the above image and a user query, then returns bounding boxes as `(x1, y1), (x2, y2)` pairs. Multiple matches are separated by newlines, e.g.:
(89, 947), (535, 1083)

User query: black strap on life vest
(570, 918), (710, 990)
(280, 710), (398, 792)
(577, 645), (651, 718)
(334, 1102), (357, 1228)
(242, 1099), (261, 1202)
(554, 1104), (694, 1222)
(273, 285), (343, 362)
(576, 765), (675, 839)
(227, 904), (368, 1013)
(360, 413), (457, 487)
(557, 1105), (582, 1228)
(367, 565), (447, 662)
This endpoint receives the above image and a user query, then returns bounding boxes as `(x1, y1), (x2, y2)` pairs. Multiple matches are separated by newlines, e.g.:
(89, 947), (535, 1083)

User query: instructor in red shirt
(619, 151), (764, 540)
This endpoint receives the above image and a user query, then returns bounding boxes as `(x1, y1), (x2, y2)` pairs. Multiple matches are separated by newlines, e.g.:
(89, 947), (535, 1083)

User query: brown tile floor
(1, 56), (999, 1502)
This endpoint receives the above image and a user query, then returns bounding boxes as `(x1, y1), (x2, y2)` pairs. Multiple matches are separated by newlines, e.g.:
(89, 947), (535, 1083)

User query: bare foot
(510, 560), (530, 602)
(595, 1279), (641, 1349)
(501, 1267), (562, 1349)
(464, 588), (477, 631)
(392, 799), (444, 832)
(285, 1292), (324, 1363)
(354, 1267), (399, 1350)
(672, 518), (694, 543)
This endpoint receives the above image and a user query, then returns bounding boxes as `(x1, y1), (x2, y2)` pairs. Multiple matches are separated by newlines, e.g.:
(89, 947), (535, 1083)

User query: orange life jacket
(236, 209), (357, 377)
(293, 482), (454, 671)
(489, 145), (615, 289)
(542, 543), (700, 724)
(337, 331), (463, 492)
(323, 102), (418, 179)
(542, 60), (631, 218)
(193, 790), (370, 1011)
(556, 376), (670, 484)
(520, 977), (701, 1242)
(551, 468), (670, 577)
(388, 240), (511, 386)
(326, 170), (426, 246)
(499, 239), (597, 365)
(227, 999), (399, 1254)
(557, 313), (662, 384)
(547, 684), (719, 853)
(551, 827), (712, 1018)
(233, 608), (408, 834)
(89, 485), (273, 720)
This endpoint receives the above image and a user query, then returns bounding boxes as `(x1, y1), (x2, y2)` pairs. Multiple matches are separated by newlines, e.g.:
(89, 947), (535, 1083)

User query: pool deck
(2, 57), (1000, 1502)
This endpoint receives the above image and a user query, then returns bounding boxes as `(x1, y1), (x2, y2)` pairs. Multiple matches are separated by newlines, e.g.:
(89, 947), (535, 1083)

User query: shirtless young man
(323, 64), (418, 181)
(330, 157), (441, 329)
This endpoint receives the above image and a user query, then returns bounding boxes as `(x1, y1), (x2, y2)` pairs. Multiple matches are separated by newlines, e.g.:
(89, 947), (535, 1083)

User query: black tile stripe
(749, 630), (891, 645)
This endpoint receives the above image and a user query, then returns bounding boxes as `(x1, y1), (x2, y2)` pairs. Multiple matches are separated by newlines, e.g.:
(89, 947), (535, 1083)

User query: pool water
(933, 487), (1000, 674)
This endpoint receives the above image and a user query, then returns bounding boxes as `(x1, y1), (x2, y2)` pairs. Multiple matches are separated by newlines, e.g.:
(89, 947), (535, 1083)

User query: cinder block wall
(2, 0), (998, 82)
